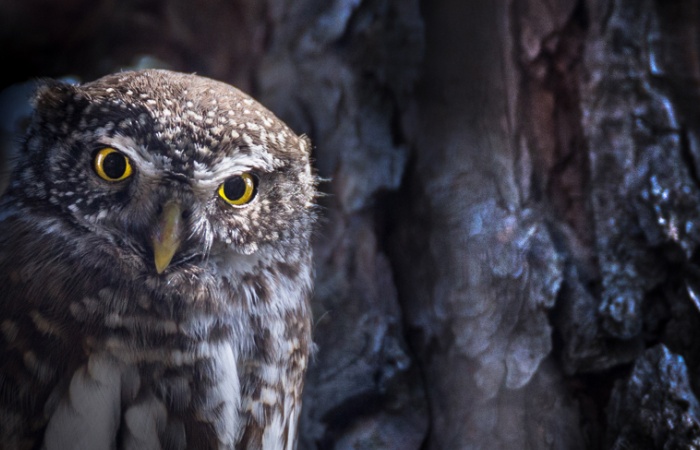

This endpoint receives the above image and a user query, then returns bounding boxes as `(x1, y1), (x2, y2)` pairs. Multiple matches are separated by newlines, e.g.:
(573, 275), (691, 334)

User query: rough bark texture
(3, 0), (700, 448)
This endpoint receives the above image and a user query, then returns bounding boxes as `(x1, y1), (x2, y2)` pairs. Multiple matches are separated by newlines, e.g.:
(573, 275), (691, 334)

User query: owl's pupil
(223, 177), (246, 200)
(103, 153), (127, 179)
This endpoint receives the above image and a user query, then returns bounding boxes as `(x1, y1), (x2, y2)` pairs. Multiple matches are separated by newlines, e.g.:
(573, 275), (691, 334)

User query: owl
(0, 69), (316, 449)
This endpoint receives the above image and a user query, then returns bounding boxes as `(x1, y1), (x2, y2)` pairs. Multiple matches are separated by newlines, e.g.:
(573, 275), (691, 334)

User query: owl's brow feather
(192, 151), (278, 182)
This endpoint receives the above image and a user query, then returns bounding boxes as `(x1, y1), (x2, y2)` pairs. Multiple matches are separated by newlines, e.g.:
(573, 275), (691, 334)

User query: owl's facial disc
(151, 200), (184, 274)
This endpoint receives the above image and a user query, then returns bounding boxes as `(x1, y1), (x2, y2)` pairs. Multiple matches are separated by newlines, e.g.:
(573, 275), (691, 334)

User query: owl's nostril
(154, 203), (191, 220)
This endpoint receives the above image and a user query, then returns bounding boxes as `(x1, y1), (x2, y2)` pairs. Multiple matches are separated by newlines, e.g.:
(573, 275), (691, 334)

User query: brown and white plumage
(0, 69), (315, 449)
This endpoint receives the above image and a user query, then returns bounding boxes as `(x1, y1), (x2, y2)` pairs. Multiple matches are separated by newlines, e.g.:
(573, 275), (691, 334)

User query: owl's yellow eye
(218, 173), (256, 206)
(93, 148), (132, 181)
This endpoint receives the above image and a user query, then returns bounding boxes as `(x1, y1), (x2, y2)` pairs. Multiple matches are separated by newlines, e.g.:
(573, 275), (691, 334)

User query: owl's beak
(151, 200), (184, 274)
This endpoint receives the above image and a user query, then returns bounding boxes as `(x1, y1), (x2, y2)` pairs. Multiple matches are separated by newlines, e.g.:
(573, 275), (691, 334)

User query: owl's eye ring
(93, 148), (133, 182)
(218, 173), (257, 206)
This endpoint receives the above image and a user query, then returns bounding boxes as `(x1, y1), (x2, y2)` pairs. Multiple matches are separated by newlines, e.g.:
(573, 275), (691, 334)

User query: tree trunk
(3, 0), (700, 448)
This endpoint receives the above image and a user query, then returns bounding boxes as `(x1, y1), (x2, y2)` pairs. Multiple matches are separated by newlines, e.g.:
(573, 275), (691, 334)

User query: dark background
(3, 1), (700, 448)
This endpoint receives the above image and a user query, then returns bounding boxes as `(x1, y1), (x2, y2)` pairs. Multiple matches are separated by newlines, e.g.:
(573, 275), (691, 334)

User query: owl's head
(8, 69), (315, 285)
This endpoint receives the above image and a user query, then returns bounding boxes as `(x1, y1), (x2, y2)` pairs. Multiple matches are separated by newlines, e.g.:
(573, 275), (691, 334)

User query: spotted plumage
(0, 69), (315, 449)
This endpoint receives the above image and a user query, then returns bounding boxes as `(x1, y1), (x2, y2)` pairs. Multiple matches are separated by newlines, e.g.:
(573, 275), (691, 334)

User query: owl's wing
(0, 215), (87, 448)
(237, 361), (304, 450)
(237, 309), (310, 450)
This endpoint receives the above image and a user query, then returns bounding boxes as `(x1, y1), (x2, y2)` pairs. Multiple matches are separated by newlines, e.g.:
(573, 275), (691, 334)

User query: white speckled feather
(43, 354), (123, 450)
